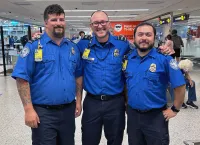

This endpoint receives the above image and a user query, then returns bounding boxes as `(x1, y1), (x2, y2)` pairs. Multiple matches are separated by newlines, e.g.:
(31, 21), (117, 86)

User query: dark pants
(81, 95), (126, 145)
(32, 101), (76, 145)
(127, 105), (169, 145)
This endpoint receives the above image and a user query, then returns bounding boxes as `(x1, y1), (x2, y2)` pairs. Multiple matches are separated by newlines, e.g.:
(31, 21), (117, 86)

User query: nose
(141, 34), (147, 40)
(97, 24), (103, 28)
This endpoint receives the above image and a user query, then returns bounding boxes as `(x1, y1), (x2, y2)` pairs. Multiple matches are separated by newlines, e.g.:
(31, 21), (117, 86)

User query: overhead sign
(159, 18), (171, 25)
(173, 14), (189, 22)
(159, 13), (189, 25)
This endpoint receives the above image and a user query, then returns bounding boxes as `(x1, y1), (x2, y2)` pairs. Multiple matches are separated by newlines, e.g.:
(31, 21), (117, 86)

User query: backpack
(172, 35), (182, 49)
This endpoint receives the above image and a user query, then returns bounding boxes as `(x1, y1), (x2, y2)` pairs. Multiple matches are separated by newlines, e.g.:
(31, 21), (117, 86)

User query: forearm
(75, 76), (83, 102)
(16, 78), (33, 111)
(185, 72), (191, 81)
(173, 85), (186, 109)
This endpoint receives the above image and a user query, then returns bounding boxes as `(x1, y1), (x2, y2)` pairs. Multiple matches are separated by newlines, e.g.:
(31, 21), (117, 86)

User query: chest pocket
(84, 57), (99, 74)
(69, 55), (77, 74)
(43, 55), (55, 74)
(125, 72), (141, 88)
(108, 57), (122, 70)
(145, 72), (160, 90)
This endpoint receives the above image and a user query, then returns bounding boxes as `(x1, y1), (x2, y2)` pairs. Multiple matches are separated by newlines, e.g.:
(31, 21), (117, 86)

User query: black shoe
(182, 103), (187, 109)
(186, 101), (199, 109)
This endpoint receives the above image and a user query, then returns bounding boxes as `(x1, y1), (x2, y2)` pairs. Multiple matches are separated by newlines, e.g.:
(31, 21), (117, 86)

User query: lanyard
(88, 38), (110, 61)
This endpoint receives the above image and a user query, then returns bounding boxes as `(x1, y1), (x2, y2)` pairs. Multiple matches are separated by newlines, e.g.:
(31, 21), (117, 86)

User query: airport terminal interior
(0, 0), (200, 145)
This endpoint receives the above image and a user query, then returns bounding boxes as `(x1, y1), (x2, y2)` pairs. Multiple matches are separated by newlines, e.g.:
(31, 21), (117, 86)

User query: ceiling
(1, 0), (200, 34)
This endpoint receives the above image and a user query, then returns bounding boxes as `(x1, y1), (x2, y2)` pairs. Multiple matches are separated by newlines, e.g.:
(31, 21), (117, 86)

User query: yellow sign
(35, 49), (43, 62)
(167, 18), (170, 23)
(82, 48), (91, 59)
(122, 60), (128, 70)
(181, 15), (185, 20)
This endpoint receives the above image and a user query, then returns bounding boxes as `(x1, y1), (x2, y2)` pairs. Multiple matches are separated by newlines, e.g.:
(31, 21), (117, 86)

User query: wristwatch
(171, 105), (180, 113)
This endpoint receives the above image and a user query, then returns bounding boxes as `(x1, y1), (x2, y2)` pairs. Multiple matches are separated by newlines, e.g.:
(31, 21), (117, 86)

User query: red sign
(110, 21), (142, 42)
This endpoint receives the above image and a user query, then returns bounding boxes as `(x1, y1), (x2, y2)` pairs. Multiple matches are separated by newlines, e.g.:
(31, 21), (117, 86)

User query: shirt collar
(131, 48), (157, 59)
(42, 32), (68, 45)
(90, 33), (115, 47)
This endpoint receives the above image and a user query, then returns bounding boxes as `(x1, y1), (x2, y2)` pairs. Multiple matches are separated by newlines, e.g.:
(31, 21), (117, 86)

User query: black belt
(87, 92), (123, 101)
(131, 105), (167, 113)
(33, 100), (75, 110)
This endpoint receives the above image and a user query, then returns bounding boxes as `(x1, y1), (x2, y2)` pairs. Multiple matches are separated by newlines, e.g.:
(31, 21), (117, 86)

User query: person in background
(9, 35), (15, 47)
(171, 29), (184, 62)
(20, 35), (29, 47)
(79, 31), (85, 39)
(165, 34), (175, 55)
(170, 59), (198, 109)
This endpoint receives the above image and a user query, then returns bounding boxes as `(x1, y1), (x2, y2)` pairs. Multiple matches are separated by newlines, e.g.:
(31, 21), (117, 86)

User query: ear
(107, 22), (111, 28)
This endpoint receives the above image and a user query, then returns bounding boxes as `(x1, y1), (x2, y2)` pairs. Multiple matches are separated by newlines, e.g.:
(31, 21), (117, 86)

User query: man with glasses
(77, 11), (173, 145)
(77, 10), (127, 145)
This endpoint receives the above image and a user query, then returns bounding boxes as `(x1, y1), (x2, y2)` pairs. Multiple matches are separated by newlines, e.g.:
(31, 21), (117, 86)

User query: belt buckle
(101, 95), (106, 100)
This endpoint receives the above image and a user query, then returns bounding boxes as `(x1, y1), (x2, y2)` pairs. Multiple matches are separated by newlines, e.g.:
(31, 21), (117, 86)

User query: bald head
(89, 10), (110, 42)
(90, 10), (109, 23)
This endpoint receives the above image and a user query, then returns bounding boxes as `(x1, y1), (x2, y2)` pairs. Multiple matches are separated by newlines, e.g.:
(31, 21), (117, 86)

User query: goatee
(134, 42), (154, 52)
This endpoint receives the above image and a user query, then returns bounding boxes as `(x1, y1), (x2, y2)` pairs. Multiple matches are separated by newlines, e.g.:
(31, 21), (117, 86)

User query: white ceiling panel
(0, 0), (199, 29)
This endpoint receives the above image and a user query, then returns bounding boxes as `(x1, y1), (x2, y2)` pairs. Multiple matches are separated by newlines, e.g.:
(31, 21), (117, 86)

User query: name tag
(122, 60), (128, 70)
(82, 48), (90, 59)
(35, 49), (43, 62)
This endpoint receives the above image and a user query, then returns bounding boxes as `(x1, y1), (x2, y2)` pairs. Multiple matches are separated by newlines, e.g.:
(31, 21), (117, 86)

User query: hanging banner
(110, 21), (142, 42)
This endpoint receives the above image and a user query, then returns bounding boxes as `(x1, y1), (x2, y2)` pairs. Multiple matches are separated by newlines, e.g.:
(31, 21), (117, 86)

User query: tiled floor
(0, 66), (200, 145)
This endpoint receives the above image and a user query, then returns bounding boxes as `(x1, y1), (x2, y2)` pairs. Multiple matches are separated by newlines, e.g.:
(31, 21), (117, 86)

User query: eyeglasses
(91, 21), (109, 27)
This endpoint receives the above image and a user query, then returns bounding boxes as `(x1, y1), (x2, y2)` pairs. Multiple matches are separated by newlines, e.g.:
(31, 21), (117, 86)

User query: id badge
(35, 49), (43, 62)
(82, 48), (90, 59)
(122, 60), (128, 71)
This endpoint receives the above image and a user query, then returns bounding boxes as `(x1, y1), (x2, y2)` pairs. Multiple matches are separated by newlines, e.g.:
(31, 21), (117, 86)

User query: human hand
(32, 32), (42, 40)
(162, 108), (177, 121)
(75, 101), (82, 118)
(25, 108), (40, 128)
(159, 44), (175, 55)
(189, 79), (194, 87)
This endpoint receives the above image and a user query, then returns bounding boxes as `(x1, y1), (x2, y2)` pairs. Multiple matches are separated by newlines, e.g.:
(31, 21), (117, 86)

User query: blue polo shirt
(125, 48), (185, 110)
(77, 34), (130, 95)
(12, 32), (82, 105)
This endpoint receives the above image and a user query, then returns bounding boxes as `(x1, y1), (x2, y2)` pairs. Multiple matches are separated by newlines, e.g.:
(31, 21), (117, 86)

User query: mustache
(54, 26), (64, 29)
(139, 40), (149, 45)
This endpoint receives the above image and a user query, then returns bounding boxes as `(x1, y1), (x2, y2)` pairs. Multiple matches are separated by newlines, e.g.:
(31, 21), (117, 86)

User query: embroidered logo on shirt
(149, 63), (156, 72)
(114, 49), (119, 57)
(71, 47), (75, 55)
(20, 47), (30, 58)
(170, 59), (179, 70)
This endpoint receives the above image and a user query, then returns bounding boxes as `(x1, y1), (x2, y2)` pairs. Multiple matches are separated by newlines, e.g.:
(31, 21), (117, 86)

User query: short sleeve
(11, 43), (35, 82)
(165, 56), (186, 89)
